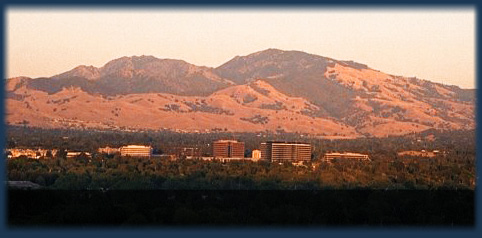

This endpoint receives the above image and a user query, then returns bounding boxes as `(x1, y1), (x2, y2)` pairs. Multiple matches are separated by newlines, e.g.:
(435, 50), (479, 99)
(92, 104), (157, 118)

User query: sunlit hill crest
(6, 49), (475, 137)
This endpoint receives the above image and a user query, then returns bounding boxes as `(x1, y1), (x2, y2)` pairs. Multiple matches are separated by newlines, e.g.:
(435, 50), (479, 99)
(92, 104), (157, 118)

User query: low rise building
(168, 146), (202, 158)
(188, 156), (254, 163)
(120, 145), (153, 157)
(67, 151), (92, 158)
(6, 148), (58, 159)
(322, 152), (370, 162)
(151, 154), (176, 160)
(98, 146), (120, 155)
(216, 157), (252, 163)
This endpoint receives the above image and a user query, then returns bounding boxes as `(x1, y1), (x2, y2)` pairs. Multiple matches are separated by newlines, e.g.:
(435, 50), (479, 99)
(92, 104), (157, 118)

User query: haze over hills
(6, 49), (475, 137)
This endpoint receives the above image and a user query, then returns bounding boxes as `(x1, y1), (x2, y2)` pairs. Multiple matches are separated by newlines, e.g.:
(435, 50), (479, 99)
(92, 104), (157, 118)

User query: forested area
(6, 125), (475, 157)
(5, 126), (476, 190)
(6, 153), (475, 190)
(7, 156), (475, 226)
(6, 126), (475, 226)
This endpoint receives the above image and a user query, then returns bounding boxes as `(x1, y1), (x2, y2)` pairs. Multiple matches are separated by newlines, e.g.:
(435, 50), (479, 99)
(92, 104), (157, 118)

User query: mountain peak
(102, 55), (157, 68)
(53, 65), (101, 81)
(249, 48), (307, 58)
(257, 48), (285, 54)
(101, 55), (191, 73)
(215, 48), (333, 85)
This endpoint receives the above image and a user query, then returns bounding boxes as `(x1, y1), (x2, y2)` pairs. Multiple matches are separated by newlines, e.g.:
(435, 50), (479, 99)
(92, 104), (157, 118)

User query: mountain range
(6, 49), (475, 138)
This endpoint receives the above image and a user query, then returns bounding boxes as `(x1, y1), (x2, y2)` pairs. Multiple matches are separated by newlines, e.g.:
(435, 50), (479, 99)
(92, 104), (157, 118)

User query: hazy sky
(6, 7), (476, 89)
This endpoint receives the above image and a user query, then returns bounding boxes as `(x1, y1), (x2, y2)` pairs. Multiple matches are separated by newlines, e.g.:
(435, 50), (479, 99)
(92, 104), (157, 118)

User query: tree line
(6, 126), (475, 190)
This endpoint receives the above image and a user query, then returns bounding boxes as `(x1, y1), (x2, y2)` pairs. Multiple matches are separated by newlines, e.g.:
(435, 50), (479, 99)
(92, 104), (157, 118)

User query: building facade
(261, 142), (311, 162)
(120, 145), (153, 157)
(6, 148), (58, 159)
(169, 147), (202, 158)
(213, 140), (245, 158)
(252, 149), (261, 160)
(67, 151), (92, 159)
(322, 152), (370, 162)
(97, 146), (120, 155)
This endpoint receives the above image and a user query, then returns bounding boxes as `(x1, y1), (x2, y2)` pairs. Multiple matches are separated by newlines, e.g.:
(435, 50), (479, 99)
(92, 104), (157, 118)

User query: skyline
(6, 7), (476, 89)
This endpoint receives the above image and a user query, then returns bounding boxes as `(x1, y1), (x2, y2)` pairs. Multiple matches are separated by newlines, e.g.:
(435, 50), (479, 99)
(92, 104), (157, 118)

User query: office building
(67, 151), (92, 158)
(261, 141), (311, 162)
(322, 152), (370, 162)
(213, 140), (245, 158)
(120, 145), (152, 157)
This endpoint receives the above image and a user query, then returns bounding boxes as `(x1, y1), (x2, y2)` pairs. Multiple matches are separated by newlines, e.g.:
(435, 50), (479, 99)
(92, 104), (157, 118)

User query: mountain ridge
(6, 49), (475, 137)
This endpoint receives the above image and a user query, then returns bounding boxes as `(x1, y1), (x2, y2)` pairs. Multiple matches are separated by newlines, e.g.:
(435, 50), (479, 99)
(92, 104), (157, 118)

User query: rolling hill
(6, 49), (475, 137)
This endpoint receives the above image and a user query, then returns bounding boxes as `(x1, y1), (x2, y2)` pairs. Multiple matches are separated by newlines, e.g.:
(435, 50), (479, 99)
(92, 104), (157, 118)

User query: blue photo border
(0, 0), (479, 237)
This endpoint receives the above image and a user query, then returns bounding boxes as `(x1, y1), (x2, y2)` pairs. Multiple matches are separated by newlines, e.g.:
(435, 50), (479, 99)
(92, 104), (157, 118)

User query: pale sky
(6, 7), (476, 89)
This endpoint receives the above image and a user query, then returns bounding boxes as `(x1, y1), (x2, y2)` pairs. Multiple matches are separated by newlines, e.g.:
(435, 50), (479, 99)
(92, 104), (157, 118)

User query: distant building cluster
(96, 145), (154, 157)
(6, 148), (58, 159)
(8, 138), (444, 166)
(210, 140), (312, 163)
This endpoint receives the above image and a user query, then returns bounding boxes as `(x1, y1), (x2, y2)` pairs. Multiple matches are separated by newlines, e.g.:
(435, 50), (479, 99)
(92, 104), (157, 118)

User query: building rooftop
(121, 145), (152, 148)
(325, 152), (368, 156)
(264, 141), (311, 145)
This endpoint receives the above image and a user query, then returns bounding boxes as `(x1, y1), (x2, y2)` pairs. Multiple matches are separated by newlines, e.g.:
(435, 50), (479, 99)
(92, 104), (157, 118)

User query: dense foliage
(6, 125), (476, 157)
(6, 154), (475, 190)
(6, 126), (475, 190)
(6, 127), (475, 226)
